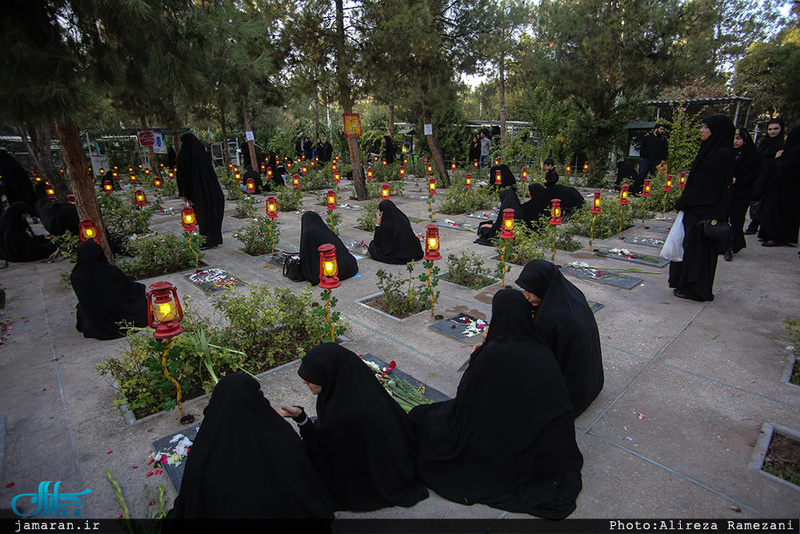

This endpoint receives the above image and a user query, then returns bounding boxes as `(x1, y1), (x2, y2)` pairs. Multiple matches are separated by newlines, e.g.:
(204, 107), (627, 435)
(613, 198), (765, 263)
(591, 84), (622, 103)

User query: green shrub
(100, 190), (159, 236)
(233, 198), (257, 219)
(218, 168), (244, 201)
(277, 185), (302, 211)
(492, 221), (546, 265)
(233, 216), (281, 256)
(52, 231), (81, 262)
(564, 199), (638, 241)
(374, 262), (433, 318)
(442, 251), (495, 289)
(118, 232), (205, 280)
(438, 180), (496, 214)
(356, 200), (380, 231)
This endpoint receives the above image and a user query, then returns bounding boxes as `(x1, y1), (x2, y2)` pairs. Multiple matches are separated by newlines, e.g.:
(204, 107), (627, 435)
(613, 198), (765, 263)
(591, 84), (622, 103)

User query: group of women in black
(169, 259), (603, 522)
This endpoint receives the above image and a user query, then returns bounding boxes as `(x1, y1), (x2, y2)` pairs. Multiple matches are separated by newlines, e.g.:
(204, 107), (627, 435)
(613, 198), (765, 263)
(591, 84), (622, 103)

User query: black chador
(175, 133), (225, 247)
(368, 200), (423, 265)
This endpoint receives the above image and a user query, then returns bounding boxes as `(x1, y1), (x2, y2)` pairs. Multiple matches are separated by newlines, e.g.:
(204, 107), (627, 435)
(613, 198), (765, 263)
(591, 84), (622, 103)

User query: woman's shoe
(724, 250), (733, 261)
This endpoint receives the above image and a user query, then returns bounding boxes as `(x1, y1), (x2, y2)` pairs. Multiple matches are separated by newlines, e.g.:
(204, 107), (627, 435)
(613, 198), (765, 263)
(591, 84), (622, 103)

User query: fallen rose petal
(148, 458), (155, 465)
(146, 471), (154, 477)
(149, 500), (155, 506)
(451, 325), (456, 329)
(6, 482), (14, 488)
(160, 454), (167, 464)
(107, 450), (113, 454)
(132, 466), (137, 469)
(155, 470), (163, 475)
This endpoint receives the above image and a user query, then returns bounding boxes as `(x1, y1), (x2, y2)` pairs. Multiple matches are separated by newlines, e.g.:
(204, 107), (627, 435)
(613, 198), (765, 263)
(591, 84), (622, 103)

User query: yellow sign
(343, 113), (362, 138)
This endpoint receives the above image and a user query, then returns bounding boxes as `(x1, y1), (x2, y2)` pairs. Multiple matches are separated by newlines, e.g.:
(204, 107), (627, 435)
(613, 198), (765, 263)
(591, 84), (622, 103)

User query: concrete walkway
(1, 175), (798, 527)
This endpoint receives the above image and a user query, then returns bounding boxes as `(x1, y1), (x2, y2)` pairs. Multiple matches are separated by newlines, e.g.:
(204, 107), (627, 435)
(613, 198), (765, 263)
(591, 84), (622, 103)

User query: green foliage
(276, 185), (302, 211)
(664, 105), (702, 174)
(374, 263), (432, 318)
(785, 319), (800, 386)
(564, 198), (639, 241)
(325, 210), (342, 235)
(733, 40), (800, 122)
(160, 175), (178, 198)
(99, 190), (158, 236)
(356, 200), (380, 231)
(312, 288), (348, 342)
(442, 251), (495, 289)
(647, 168), (683, 214)
(218, 167), (244, 201)
(492, 222), (546, 265)
(418, 259), (441, 314)
(52, 231), (81, 262)
(267, 124), (301, 158)
(118, 232), (205, 280)
(212, 285), (347, 367)
(438, 173), (497, 214)
(233, 198), (256, 219)
(233, 216), (281, 256)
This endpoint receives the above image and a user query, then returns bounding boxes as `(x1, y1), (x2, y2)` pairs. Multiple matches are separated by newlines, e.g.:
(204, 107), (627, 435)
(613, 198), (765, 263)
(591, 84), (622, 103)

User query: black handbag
(702, 219), (731, 242)
(282, 254), (305, 282)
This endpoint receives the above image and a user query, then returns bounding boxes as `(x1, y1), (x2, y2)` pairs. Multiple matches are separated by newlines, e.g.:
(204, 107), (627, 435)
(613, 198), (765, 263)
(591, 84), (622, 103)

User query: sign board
(152, 132), (166, 154)
(137, 130), (156, 147)
(245, 130), (254, 141)
(343, 113), (362, 138)
(424, 123), (433, 136)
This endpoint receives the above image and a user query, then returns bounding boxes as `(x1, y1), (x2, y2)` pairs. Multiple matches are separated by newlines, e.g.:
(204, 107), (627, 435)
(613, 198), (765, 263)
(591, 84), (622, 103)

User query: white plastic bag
(660, 211), (684, 262)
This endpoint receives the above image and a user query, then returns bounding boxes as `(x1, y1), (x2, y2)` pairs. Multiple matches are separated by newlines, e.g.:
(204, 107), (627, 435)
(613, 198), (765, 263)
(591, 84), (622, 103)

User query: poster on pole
(152, 132), (166, 154)
(245, 130), (255, 141)
(343, 113), (362, 138)
(138, 131), (166, 153)
(424, 123), (433, 136)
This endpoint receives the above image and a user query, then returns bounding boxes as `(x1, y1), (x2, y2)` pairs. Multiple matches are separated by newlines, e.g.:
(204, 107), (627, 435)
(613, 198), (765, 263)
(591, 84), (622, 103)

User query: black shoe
(762, 240), (784, 247)
(200, 244), (219, 250)
(674, 288), (707, 302)
(744, 229), (757, 235)
(724, 250), (733, 261)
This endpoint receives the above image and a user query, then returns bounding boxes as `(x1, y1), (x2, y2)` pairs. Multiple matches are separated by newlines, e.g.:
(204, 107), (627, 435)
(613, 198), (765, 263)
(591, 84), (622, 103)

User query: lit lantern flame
(500, 208), (515, 239)
(267, 167), (274, 179)
(318, 243), (341, 289)
(79, 218), (98, 242)
(399, 166), (406, 179)
(99, 168), (105, 176)
(367, 167), (373, 181)
(103, 180), (113, 193)
(521, 168), (528, 181)
(168, 169), (175, 180)
(424, 224), (441, 261)
(566, 163), (572, 175)
(246, 178), (256, 194)
(144, 168), (151, 177)
(292, 175), (301, 189)
(493, 157), (499, 166)
(45, 185), (56, 199)
(426, 163), (433, 175)
(332, 162), (337, 172)
(451, 159), (456, 171)
(465, 174), (472, 189)
(228, 162), (233, 170)
(550, 198), (563, 225)
(643, 179), (652, 198)
(266, 196), (278, 218)
(373, 155), (379, 163)
(112, 170), (119, 180)
(181, 206), (197, 231)
(619, 184), (629, 205)
(382, 158), (387, 168)
(333, 171), (341, 184)
(326, 189), (337, 210)
(153, 178), (162, 190)
(287, 161), (293, 171)
(664, 175), (673, 192)
(234, 171), (241, 182)
(473, 159), (478, 169)
(495, 170), (502, 186)
(679, 172), (686, 187)
(403, 156), (408, 166)
(591, 190), (602, 214)
(583, 161), (589, 173)
(135, 189), (147, 207)
(128, 167), (134, 174)
(260, 163), (266, 173)
(310, 160), (316, 169)
(146, 281), (184, 340)
(428, 177), (436, 195)
(129, 173), (137, 184)
(380, 183), (390, 200)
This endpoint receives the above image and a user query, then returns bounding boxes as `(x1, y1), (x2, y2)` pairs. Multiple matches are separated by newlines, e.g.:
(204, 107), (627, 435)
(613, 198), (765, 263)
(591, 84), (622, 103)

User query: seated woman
(515, 259), (604, 417)
(299, 211), (358, 285)
(522, 183), (551, 228)
(475, 188), (525, 246)
(0, 201), (58, 262)
(409, 289), (584, 519)
(489, 164), (516, 189)
(70, 239), (148, 340)
(279, 343), (429, 511)
(368, 200), (423, 264)
(170, 374), (334, 522)
(544, 170), (585, 222)
(615, 160), (644, 195)
(34, 182), (79, 237)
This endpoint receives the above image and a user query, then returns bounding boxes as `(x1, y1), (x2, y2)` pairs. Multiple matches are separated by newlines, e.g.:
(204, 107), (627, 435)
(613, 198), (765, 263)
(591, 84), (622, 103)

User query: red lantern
(591, 190), (602, 214)
(399, 166), (406, 179)
(382, 158), (387, 168)
(451, 159), (456, 171)
(153, 178), (162, 190)
(473, 159), (478, 169)
(287, 161), (293, 171)
(550, 198), (562, 225)
(111, 170), (119, 180)
(146, 281), (184, 340)
(679, 172), (686, 187)
(332, 162), (337, 172)
(234, 171), (241, 182)
(565, 163), (572, 175)
(643, 179), (652, 198)
(168, 169), (175, 180)
(428, 176), (436, 195)
(181, 206), (197, 231)
(310, 160), (316, 169)
(129, 173), (137, 184)
(464, 173), (472, 189)
(664, 175), (673, 192)
(326, 189), (337, 210)
(424, 155), (429, 165)
(424, 225), (441, 260)
(134, 189), (147, 207)
(99, 168), (105, 176)
(102, 180), (113, 194)
(318, 243), (341, 289)
(246, 178), (256, 194)
(78, 218), (99, 242)
(583, 161), (589, 173)
(144, 168), (151, 178)
(403, 156), (408, 166)
(373, 155), (379, 163)
(45, 184), (56, 199)
(521, 168), (528, 181)
(499, 208), (515, 239)
(333, 170), (341, 184)
(260, 163), (266, 173)
(619, 184), (629, 205)
(367, 167), (373, 181)
(228, 162), (234, 170)
(380, 183), (390, 200)
(426, 163), (433, 175)
(128, 166), (134, 174)
(292, 175), (301, 189)
(493, 157), (499, 166)
(66, 195), (76, 204)
(266, 196), (278, 218)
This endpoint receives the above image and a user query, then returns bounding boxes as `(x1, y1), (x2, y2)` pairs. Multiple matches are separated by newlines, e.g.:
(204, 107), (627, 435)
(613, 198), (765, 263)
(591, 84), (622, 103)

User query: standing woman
(669, 115), (735, 302)
(382, 135), (396, 165)
(279, 343), (429, 511)
(468, 134), (481, 167)
(758, 127), (800, 247)
(725, 127), (761, 260)
(175, 133), (225, 248)
(747, 118), (785, 235)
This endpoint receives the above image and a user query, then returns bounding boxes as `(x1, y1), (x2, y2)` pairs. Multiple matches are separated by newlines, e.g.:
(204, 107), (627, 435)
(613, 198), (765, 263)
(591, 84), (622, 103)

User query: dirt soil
(764, 433), (800, 486)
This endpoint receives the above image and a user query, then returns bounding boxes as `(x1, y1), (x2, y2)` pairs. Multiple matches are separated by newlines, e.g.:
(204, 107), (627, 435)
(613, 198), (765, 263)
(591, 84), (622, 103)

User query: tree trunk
(421, 82), (450, 187)
(335, 0), (366, 199)
(56, 118), (113, 263)
(388, 100), (395, 138)
(220, 100), (230, 165)
(242, 96), (258, 170)
(21, 121), (70, 200)
(139, 117), (162, 179)
(499, 55), (507, 154)
(172, 130), (181, 159)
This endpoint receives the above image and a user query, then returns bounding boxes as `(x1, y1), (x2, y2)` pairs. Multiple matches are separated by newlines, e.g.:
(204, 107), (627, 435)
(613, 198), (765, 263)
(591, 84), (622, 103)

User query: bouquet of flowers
(363, 359), (434, 412)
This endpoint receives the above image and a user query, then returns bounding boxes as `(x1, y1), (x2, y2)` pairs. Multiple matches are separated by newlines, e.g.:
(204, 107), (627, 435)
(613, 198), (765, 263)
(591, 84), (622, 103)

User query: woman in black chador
(279, 343), (429, 512)
(409, 289), (583, 519)
(468, 135), (481, 166)
(0, 150), (37, 215)
(0, 202), (58, 262)
(758, 126), (800, 247)
(70, 239), (148, 340)
(522, 183), (551, 227)
(669, 115), (735, 302)
(725, 127), (761, 260)
(299, 211), (358, 285)
(475, 188), (525, 246)
(175, 133), (225, 248)
(382, 135), (396, 165)
(489, 164), (516, 189)
(515, 260), (604, 417)
(34, 182), (79, 237)
(368, 200), (423, 264)
(170, 374), (335, 523)
(747, 118), (785, 235)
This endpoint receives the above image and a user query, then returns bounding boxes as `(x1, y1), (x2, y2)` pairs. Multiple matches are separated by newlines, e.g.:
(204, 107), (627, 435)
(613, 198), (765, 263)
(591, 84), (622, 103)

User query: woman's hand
(376, 212), (383, 226)
(276, 405), (302, 418)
